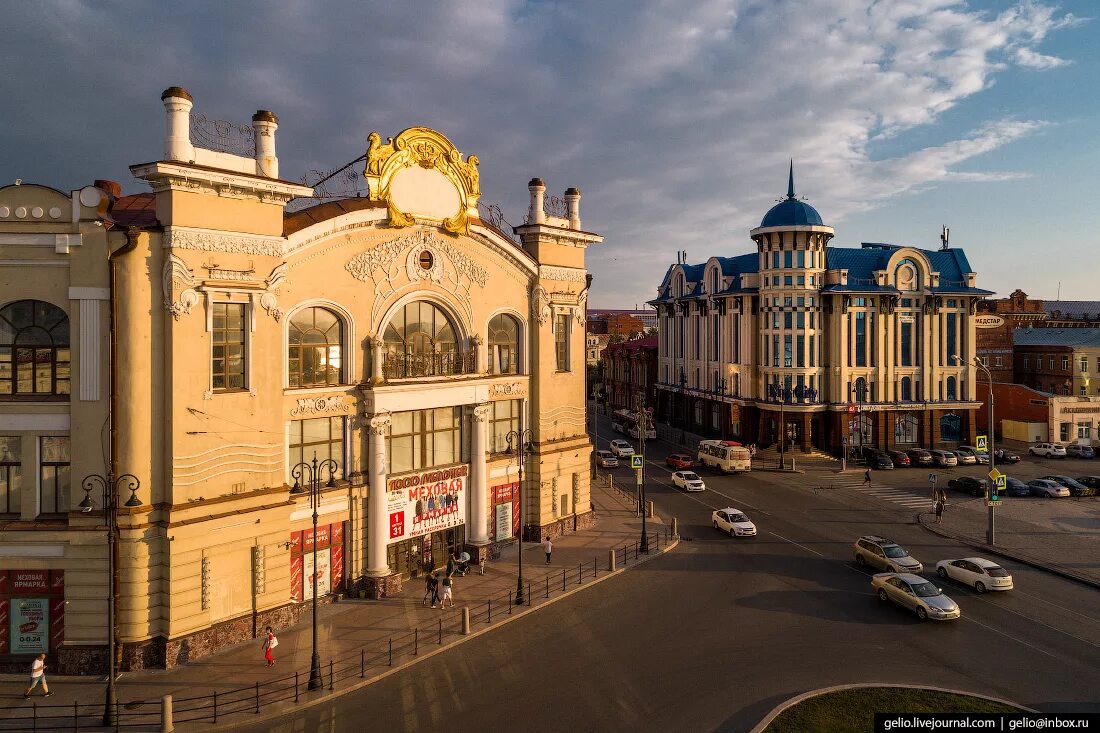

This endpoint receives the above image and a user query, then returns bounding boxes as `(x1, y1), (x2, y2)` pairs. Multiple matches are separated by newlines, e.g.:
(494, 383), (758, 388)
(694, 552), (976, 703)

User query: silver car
(1028, 479), (1070, 498)
(929, 450), (958, 467)
(952, 450), (977, 466)
(854, 536), (923, 573)
(872, 573), (961, 621)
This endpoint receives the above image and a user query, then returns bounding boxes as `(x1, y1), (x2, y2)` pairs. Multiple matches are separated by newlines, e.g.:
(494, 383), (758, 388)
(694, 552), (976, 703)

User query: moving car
(711, 507), (757, 537)
(1074, 476), (1100, 496)
(936, 558), (1013, 593)
(887, 450), (911, 467)
(994, 448), (1021, 464)
(671, 470), (706, 492)
(594, 450), (618, 468)
(929, 450), (958, 467)
(906, 449), (934, 467)
(947, 476), (988, 497)
(1029, 443), (1067, 458)
(871, 573), (960, 621)
(1027, 479), (1070, 498)
(1065, 444), (1095, 459)
(697, 440), (752, 473)
(952, 450), (977, 466)
(609, 439), (635, 458)
(665, 453), (695, 469)
(1041, 475), (1093, 497)
(957, 446), (988, 465)
(1004, 477), (1031, 497)
(853, 536), (923, 573)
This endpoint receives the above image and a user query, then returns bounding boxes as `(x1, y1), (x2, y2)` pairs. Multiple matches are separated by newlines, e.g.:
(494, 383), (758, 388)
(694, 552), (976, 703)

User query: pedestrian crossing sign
(976, 435), (988, 452)
(928, 473), (937, 484)
(631, 455), (643, 469)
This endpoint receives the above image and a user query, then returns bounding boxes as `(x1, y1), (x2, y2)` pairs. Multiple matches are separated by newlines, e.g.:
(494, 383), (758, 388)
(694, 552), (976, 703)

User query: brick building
(976, 382), (1100, 447)
(603, 334), (659, 413)
(1014, 329), (1100, 397)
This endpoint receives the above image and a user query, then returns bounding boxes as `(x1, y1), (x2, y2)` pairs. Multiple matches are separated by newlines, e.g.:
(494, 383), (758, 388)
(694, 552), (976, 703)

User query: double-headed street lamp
(505, 422), (534, 606)
(766, 383), (792, 469)
(954, 355), (996, 544)
(290, 455), (339, 691)
(635, 394), (650, 553)
(79, 473), (141, 727)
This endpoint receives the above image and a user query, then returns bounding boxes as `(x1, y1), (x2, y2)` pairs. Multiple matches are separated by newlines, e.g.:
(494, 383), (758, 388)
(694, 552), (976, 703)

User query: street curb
(748, 683), (1036, 733)
(915, 511), (1100, 591)
(204, 536), (680, 733)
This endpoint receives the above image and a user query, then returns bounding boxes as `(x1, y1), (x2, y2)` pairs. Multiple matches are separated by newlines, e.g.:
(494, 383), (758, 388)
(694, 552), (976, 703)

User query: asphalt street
(238, 419), (1100, 733)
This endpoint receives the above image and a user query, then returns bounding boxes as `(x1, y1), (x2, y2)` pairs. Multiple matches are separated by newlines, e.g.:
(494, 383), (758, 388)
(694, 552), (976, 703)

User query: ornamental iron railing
(382, 350), (476, 379)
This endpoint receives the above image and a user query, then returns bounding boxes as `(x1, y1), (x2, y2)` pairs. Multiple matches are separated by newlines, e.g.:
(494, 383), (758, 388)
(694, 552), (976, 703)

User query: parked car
(865, 451), (894, 470)
(906, 448), (934, 466)
(1027, 479), (1070, 498)
(871, 573), (960, 621)
(887, 450), (911, 467)
(665, 453), (695, 469)
(947, 476), (988, 497)
(854, 536), (923, 573)
(671, 470), (706, 492)
(1029, 443), (1067, 458)
(594, 450), (618, 468)
(1065, 444), (1095, 459)
(1041, 475), (1093, 497)
(712, 507), (757, 537)
(957, 446), (988, 465)
(994, 448), (1021, 464)
(609, 439), (635, 458)
(929, 450), (958, 467)
(1004, 477), (1031, 497)
(952, 450), (977, 466)
(935, 558), (1013, 593)
(1074, 476), (1100, 496)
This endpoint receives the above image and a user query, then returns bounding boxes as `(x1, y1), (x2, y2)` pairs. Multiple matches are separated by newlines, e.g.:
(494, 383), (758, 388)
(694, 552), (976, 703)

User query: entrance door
(785, 419), (801, 449)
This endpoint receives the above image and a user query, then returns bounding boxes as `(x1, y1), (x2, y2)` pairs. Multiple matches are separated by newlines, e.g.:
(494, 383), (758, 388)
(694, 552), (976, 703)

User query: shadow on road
(737, 588), (919, 625)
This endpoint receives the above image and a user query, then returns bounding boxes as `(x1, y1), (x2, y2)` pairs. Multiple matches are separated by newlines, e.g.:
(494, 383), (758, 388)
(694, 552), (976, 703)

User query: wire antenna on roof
(940, 225), (950, 251)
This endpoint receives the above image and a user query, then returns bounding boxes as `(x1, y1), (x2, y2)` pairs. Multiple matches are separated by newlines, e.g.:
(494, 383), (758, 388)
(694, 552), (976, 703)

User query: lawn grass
(764, 687), (1021, 733)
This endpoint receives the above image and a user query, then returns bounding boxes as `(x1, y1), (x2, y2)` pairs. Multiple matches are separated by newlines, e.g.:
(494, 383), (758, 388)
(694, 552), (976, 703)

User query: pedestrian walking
(543, 536), (553, 565)
(446, 551), (457, 579)
(934, 498), (945, 523)
(440, 574), (454, 609)
(23, 654), (51, 698)
(424, 573), (438, 606)
(863, 468), (872, 485)
(261, 626), (278, 667)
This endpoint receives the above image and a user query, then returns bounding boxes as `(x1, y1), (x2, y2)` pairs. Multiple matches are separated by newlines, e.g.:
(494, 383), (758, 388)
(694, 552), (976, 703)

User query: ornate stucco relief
(539, 265), (587, 283)
(162, 253), (200, 321)
(489, 382), (528, 400)
(165, 227), (285, 257)
(289, 394), (351, 417)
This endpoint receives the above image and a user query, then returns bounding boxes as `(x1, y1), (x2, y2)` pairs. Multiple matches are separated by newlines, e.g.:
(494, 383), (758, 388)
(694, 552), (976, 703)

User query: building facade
(586, 309), (655, 336)
(975, 382), (1100, 447)
(602, 335), (658, 413)
(0, 87), (600, 673)
(1013, 329), (1100, 398)
(651, 166), (988, 455)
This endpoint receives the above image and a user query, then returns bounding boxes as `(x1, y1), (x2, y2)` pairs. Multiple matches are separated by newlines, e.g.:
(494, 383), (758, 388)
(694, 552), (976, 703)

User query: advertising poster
(495, 503), (513, 540)
(11, 598), (49, 654)
(492, 483), (520, 540)
(289, 555), (303, 602)
(386, 465), (468, 546)
(303, 547), (331, 601)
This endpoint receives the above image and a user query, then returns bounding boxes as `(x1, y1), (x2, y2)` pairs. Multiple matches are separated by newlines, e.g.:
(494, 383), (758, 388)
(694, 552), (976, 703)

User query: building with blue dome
(650, 164), (992, 457)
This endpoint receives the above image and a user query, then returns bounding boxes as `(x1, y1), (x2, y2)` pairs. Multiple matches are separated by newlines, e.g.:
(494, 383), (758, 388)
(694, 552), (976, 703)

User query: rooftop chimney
(527, 178), (546, 225)
(252, 110), (279, 178)
(565, 187), (581, 229)
(161, 86), (195, 163)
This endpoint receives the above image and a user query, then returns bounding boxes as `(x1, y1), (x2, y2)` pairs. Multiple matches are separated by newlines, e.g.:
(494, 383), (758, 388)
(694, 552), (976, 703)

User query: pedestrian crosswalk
(824, 471), (934, 510)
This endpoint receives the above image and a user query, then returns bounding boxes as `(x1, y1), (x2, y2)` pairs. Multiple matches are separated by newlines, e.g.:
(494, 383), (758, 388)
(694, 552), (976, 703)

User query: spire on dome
(787, 160), (795, 199)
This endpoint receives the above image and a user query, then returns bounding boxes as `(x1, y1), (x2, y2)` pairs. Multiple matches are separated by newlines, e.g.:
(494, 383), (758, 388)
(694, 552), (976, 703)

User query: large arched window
(940, 413), (962, 443)
(288, 307), (343, 387)
(488, 314), (520, 375)
(0, 300), (70, 397)
(853, 377), (869, 403)
(383, 301), (469, 378)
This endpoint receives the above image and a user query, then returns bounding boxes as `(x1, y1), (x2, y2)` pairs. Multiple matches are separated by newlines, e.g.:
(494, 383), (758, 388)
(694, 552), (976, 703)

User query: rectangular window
(288, 417), (345, 483)
(1079, 422), (1092, 439)
(796, 335), (805, 367)
(784, 297), (793, 307)
(796, 275), (805, 286)
(784, 276), (793, 286)
(1080, 357), (1087, 373)
(1023, 356), (1029, 370)
(809, 335), (816, 367)
(900, 322), (912, 366)
(784, 312), (793, 329)
(796, 250), (805, 268)
(809, 312), (815, 329)
(855, 312), (867, 367)
(1062, 356), (1070, 372)
(854, 298), (865, 307)
(212, 302), (247, 390)
(1049, 357), (1055, 370)
(489, 400), (521, 454)
(772, 312), (779, 329)
(555, 314), (570, 371)
(772, 251), (780, 269)
(784, 335), (793, 367)
(38, 436), (69, 515)
(784, 251), (793, 268)
(772, 336), (780, 367)
(995, 356), (1003, 368)
(796, 312), (805, 329)
(1060, 423), (1070, 442)
(797, 297), (805, 307)
(387, 407), (463, 475)
(946, 313), (957, 364)
(0, 436), (20, 514)
(947, 299), (957, 308)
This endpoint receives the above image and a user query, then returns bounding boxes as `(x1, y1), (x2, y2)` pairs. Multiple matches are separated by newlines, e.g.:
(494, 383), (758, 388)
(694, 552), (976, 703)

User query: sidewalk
(0, 478), (677, 732)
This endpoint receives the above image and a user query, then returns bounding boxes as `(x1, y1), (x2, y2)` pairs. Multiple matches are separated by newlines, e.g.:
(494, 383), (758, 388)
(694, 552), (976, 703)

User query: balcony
(382, 350), (476, 380)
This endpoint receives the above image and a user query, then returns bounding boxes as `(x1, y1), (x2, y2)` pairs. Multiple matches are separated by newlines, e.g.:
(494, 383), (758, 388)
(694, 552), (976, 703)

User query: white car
(1029, 442), (1067, 458)
(671, 470), (706, 491)
(935, 557), (1013, 593)
(712, 507), (756, 537)
(609, 439), (635, 458)
(871, 573), (961, 621)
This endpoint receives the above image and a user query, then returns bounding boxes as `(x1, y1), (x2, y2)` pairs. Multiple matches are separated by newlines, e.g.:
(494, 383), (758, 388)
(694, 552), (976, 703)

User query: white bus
(612, 409), (656, 440)
(697, 440), (752, 474)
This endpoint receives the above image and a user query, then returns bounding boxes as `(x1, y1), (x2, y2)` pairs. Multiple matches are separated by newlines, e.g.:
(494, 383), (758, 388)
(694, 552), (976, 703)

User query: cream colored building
(0, 86), (599, 672)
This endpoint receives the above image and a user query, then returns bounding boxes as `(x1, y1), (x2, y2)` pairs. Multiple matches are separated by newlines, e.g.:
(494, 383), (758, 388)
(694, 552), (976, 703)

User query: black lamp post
(636, 393), (649, 553)
(678, 369), (688, 436)
(767, 383), (792, 469)
(851, 380), (868, 455)
(505, 420), (534, 606)
(290, 454), (339, 691)
(79, 473), (141, 727)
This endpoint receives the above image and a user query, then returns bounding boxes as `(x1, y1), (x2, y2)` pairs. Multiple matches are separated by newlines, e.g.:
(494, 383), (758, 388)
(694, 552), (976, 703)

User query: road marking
(766, 530), (824, 557)
(960, 614), (1059, 659)
(1011, 590), (1100, 624)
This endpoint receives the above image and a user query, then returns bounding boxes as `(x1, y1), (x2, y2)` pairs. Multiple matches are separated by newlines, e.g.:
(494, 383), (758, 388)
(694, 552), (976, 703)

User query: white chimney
(528, 178), (546, 225)
(161, 86), (194, 163)
(252, 110), (279, 178)
(565, 187), (581, 230)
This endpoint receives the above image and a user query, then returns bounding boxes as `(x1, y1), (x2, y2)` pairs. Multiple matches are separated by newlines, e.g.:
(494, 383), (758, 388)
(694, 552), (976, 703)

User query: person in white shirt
(542, 536), (553, 565)
(24, 653), (51, 698)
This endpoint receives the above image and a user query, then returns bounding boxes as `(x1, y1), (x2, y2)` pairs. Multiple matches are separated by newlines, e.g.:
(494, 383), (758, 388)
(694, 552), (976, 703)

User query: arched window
(383, 302), (467, 378)
(894, 258), (921, 292)
(0, 300), (70, 397)
(900, 376), (912, 402)
(946, 376), (957, 401)
(288, 307), (343, 387)
(853, 377), (868, 403)
(488, 314), (520, 375)
(895, 414), (918, 444)
(940, 413), (962, 443)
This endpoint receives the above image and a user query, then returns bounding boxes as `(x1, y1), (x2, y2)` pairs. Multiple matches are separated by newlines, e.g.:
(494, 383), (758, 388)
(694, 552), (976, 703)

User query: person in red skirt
(261, 626), (278, 667)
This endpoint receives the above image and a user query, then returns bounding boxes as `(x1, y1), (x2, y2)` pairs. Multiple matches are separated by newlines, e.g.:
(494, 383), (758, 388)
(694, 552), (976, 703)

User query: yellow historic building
(0, 86), (599, 672)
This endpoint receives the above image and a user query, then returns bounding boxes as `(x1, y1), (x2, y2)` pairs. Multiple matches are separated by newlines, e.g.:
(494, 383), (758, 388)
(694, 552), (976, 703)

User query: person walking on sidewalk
(23, 654), (51, 698)
(424, 572), (439, 607)
(543, 536), (553, 565)
(934, 497), (945, 523)
(863, 468), (872, 485)
(440, 574), (454, 609)
(261, 626), (278, 667)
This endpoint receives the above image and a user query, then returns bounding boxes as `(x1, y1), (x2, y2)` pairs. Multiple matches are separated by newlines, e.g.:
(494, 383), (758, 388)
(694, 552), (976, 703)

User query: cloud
(0, 0), (1083, 308)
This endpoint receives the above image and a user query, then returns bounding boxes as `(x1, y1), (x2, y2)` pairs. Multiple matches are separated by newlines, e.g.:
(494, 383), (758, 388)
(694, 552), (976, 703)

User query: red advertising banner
(331, 522), (344, 545)
(50, 597), (65, 649)
(303, 525), (331, 553)
(0, 599), (8, 654)
(289, 555), (303, 603)
(492, 483), (520, 540)
(0, 571), (7, 596)
(290, 530), (303, 555)
(10, 570), (49, 595)
(50, 570), (64, 595)
(331, 545), (344, 591)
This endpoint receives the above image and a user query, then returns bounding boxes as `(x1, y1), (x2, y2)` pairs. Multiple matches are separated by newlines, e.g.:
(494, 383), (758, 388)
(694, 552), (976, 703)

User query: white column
(469, 403), (492, 545)
(160, 87), (194, 162)
(366, 413), (391, 577)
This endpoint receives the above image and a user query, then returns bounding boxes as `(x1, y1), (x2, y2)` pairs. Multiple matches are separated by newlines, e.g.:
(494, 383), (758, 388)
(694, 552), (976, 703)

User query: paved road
(238, 421), (1100, 733)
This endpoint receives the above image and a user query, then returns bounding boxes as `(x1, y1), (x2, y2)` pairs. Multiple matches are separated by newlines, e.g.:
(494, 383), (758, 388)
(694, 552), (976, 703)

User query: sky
(1, 0), (1096, 309)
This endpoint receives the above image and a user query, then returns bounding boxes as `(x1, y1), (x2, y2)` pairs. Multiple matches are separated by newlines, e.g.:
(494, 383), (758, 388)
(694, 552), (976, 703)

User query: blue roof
(759, 162), (824, 228)
(1014, 328), (1100, 348)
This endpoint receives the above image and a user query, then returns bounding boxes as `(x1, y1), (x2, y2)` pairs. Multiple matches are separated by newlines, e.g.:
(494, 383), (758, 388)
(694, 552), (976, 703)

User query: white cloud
(1015, 47), (1070, 69)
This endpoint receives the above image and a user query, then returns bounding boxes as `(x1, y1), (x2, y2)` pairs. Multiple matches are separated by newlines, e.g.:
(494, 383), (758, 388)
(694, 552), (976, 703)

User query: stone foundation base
(464, 543), (491, 564)
(362, 573), (403, 599)
(530, 510), (598, 542)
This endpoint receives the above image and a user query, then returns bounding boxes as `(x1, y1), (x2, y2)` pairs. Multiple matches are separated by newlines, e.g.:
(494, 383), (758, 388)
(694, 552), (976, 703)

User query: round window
(418, 251), (434, 270)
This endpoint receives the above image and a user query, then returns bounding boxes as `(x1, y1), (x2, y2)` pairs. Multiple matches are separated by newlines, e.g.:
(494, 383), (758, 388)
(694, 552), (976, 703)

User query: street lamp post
(79, 473), (141, 727)
(767, 383), (790, 469)
(505, 420), (533, 606)
(955, 355), (996, 544)
(635, 393), (649, 553)
(290, 454), (339, 691)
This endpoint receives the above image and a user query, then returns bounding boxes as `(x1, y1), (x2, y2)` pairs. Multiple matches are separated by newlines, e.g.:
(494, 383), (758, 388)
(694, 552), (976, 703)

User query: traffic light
(990, 475), (1005, 502)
